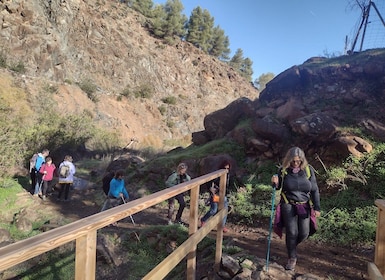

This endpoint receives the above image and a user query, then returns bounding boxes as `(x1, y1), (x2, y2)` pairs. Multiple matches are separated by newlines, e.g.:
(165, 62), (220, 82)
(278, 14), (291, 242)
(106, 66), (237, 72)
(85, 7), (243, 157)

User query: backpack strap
(280, 165), (313, 205)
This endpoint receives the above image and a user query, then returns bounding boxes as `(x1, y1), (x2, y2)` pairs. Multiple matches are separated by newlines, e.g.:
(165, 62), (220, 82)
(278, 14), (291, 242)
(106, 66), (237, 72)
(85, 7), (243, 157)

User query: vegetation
(121, 0), (253, 81)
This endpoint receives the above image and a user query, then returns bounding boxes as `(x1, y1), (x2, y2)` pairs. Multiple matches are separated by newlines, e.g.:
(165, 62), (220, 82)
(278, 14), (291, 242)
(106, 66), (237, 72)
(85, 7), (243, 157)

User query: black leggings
(281, 203), (310, 259)
(58, 183), (72, 200)
(168, 193), (186, 221)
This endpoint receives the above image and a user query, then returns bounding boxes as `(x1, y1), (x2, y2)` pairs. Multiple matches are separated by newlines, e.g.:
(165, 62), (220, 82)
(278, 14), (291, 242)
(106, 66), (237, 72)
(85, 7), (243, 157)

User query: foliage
(254, 72), (275, 91)
(78, 79), (98, 102)
(186, 7), (214, 53)
(161, 96), (177, 105)
(126, 0), (154, 17)
(0, 50), (7, 68)
(228, 48), (253, 81)
(9, 61), (26, 73)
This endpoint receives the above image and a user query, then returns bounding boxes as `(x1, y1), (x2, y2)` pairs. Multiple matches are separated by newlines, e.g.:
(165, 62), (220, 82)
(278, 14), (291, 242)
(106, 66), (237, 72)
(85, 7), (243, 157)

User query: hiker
(166, 162), (191, 225)
(38, 157), (56, 201)
(101, 170), (129, 211)
(32, 149), (50, 195)
(102, 171), (115, 196)
(57, 155), (76, 202)
(200, 160), (230, 232)
(271, 147), (321, 271)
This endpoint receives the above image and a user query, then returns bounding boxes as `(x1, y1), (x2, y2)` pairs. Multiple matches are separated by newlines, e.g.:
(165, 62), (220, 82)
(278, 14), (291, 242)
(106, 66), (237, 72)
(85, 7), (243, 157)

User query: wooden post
(375, 199), (385, 277)
(214, 172), (227, 271)
(187, 184), (200, 280)
(75, 230), (97, 280)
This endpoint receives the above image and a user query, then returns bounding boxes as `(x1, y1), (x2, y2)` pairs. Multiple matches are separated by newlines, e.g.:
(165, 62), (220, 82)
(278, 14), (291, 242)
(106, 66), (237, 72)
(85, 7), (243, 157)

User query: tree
(208, 25), (230, 60)
(228, 49), (253, 81)
(229, 48), (244, 71)
(254, 72), (275, 91)
(151, 0), (187, 43)
(127, 0), (154, 17)
(186, 7), (214, 53)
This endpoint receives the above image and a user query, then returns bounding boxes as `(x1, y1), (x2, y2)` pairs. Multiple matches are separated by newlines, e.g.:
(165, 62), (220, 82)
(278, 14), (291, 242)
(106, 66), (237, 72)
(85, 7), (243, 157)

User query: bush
(161, 96), (177, 105)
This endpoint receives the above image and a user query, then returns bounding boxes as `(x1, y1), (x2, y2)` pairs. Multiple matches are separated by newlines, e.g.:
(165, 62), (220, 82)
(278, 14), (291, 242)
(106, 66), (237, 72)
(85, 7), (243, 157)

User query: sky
(152, 0), (364, 81)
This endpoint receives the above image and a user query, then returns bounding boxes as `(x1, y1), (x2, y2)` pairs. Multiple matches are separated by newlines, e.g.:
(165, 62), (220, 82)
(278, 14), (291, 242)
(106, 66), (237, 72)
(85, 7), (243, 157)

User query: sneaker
(168, 219), (173, 225)
(42, 195), (46, 201)
(200, 221), (206, 227)
(285, 258), (297, 270)
(175, 220), (187, 226)
(223, 227), (229, 233)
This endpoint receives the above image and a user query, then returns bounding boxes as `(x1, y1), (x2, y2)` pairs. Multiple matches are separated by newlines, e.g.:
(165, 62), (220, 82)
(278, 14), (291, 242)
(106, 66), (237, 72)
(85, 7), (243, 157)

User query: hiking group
(29, 149), (76, 202)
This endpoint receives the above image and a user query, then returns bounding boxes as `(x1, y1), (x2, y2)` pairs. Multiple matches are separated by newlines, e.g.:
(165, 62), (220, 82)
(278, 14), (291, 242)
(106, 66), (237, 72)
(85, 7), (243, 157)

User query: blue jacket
(35, 153), (45, 172)
(108, 178), (129, 199)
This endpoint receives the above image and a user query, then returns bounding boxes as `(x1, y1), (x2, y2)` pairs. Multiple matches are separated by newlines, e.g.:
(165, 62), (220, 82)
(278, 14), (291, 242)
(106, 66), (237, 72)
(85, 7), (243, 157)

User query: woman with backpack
(271, 147), (321, 271)
(57, 155), (76, 202)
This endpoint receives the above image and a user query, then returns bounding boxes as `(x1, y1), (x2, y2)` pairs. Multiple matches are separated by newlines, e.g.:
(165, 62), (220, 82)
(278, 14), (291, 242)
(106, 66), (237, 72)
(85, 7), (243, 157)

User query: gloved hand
(271, 174), (278, 188)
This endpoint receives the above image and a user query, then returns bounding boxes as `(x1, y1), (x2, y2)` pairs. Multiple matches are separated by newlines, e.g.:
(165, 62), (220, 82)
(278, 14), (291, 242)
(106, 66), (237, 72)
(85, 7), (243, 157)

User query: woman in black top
(271, 147), (321, 271)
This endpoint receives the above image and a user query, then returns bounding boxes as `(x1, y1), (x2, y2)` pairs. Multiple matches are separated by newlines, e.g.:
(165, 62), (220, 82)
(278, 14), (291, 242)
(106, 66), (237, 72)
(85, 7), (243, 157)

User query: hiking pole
(121, 196), (140, 241)
(266, 176), (277, 272)
(121, 196), (136, 225)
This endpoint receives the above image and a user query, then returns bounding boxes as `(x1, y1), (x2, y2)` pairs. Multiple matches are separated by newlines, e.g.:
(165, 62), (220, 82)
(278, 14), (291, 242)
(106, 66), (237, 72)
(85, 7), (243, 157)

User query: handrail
(368, 199), (385, 280)
(0, 169), (228, 280)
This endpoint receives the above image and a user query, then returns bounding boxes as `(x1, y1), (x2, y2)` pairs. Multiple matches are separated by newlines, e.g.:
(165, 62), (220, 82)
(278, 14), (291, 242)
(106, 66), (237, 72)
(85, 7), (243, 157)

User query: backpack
(30, 153), (38, 170)
(59, 164), (70, 178)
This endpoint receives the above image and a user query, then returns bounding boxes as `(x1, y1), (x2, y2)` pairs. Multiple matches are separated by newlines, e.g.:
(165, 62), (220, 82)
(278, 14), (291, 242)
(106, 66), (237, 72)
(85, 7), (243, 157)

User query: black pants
(58, 183), (72, 200)
(281, 203), (310, 259)
(30, 169), (37, 192)
(168, 193), (186, 222)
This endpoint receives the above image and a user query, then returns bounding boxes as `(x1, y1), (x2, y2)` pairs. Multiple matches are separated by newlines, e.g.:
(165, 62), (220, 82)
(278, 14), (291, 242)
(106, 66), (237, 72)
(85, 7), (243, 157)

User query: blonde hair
(177, 162), (187, 172)
(282, 147), (308, 170)
(64, 155), (73, 162)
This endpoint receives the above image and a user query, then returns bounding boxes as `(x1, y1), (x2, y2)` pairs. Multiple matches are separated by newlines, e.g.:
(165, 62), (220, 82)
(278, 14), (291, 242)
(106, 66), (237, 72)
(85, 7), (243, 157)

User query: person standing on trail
(101, 170), (129, 211)
(38, 157), (56, 201)
(31, 149), (50, 195)
(200, 160), (231, 233)
(166, 162), (191, 225)
(57, 155), (76, 202)
(271, 147), (321, 271)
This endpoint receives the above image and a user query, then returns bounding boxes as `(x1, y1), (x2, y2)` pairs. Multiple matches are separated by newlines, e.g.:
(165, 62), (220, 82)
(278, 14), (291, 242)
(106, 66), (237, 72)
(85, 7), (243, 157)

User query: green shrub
(78, 79), (98, 102)
(0, 51), (6, 68)
(9, 61), (26, 73)
(161, 96), (177, 105)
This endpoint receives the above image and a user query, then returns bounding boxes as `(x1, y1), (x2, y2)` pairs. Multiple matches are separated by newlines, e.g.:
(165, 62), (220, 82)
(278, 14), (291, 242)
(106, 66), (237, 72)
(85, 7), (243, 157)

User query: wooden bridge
(0, 169), (228, 279)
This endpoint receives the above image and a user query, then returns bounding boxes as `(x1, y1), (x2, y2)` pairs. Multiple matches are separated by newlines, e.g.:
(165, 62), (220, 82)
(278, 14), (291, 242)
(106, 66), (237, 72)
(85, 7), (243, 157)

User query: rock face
(193, 49), (385, 165)
(0, 0), (258, 148)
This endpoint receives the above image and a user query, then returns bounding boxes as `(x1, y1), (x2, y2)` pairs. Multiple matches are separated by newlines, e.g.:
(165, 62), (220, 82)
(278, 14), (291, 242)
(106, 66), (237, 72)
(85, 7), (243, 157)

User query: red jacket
(39, 163), (56, 181)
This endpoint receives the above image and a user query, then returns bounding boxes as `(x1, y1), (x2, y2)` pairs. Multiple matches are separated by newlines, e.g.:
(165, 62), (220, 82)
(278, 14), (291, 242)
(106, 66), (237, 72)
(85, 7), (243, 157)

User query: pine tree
(208, 25), (230, 60)
(229, 49), (253, 81)
(186, 7), (214, 53)
(128, 0), (154, 17)
(151, 0), (187, 42)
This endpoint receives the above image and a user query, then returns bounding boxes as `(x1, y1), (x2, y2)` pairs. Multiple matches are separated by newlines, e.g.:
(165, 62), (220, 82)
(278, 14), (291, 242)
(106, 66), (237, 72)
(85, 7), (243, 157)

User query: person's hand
(271, 174), (278, 186)
(44, 171), (47, 174)
(314, 210), (321, 217)
(119, 193), (124, 198)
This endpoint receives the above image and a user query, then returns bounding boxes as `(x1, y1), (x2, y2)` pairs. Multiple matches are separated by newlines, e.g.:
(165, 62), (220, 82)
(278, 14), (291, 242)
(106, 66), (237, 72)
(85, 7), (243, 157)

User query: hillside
(0, 0), (258, 150)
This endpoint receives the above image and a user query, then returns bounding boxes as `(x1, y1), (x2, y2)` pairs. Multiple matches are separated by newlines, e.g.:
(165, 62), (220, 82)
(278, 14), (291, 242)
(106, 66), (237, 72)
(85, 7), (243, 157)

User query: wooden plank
(368, 262), (385, 280)
(215, 172), (227, 271)
(186, 186), (200, 280)
(75, 231), (97, 280)
(375, 200), (385, 276)
(143, 209), (226, 280)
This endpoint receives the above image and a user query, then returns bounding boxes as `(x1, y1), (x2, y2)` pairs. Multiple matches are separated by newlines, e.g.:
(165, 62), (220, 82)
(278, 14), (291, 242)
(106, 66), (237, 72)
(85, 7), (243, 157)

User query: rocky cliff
(0, 0), (258, 149)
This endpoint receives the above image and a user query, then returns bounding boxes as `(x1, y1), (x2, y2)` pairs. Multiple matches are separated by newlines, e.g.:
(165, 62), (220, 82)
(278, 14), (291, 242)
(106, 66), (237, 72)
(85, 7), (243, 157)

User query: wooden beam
(75, 230), (97, 280)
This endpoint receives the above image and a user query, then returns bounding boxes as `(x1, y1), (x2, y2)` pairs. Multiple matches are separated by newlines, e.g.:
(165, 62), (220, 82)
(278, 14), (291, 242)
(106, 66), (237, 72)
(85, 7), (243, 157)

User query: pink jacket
(39, 163), (56, 181)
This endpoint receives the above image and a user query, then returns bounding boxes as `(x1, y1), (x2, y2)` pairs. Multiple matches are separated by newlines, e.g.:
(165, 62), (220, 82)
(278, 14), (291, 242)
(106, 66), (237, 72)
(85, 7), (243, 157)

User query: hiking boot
(285, 258), (297, 270)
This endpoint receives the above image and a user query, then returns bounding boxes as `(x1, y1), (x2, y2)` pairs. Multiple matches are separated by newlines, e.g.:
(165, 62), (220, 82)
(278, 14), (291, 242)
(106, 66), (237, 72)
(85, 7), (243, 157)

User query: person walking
(271, 147), (321, 271)
(32, 149), (50, 196)
(101, 170), (129, 211)
(200, 160), (231, 232)
(57, 155), (76, 202)
(166, 162), (191, 225)
(38, 157), (56, 201)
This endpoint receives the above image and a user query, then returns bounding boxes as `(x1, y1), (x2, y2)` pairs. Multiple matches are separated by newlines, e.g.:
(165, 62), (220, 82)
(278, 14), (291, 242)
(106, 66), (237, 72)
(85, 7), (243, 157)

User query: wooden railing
(368, 199), (385, 280)
(0, 169), (228, 280)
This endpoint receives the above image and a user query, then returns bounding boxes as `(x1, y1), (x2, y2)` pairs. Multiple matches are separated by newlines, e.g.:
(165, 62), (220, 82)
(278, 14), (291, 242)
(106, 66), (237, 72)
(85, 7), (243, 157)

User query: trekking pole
(121, 196), (140, 241)
(266, 176), (277, 272)
(38, 174), (45, 195)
